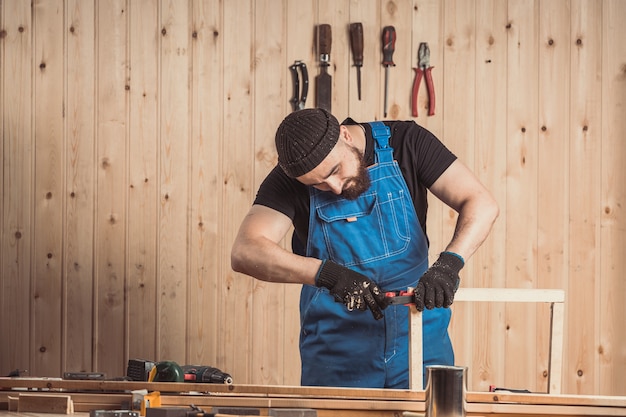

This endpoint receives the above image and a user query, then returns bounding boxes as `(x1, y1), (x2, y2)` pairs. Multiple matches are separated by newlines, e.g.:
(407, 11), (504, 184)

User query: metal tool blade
(315, 70), (332, 112)
(316, 24), (332, 112)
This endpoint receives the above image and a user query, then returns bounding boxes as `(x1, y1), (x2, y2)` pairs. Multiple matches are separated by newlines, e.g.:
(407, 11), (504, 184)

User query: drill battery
(126, 359), (156, 381)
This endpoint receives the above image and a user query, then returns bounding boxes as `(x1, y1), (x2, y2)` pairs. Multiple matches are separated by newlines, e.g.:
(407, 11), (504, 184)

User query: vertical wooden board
(536, 0), (570, 393)
(505, 0), (539, 391)
(600, 0), (626, 396)
(318, 0), (350, 118)
(250, 0), (287, 385)
(0, 0), (33, 375)
(286, 0), (316, 113)
(286, 0), (316, 108)
(158, 0), (190, 362)
(568, 0), (602, 396)
(221, 0), (254, 384)
(471, 0), (508, 392)
(412, 0), (443, 135)
(283, 0), (317, 385)
(32, 0), (65, 377)
(441, 0), (475, 173)
(65, 0), (96, 373)
(346, 0), (380, 119)
(441, 0), (476, 375)
(414, 0), (445, 266)
(0, 2), (3, 370)
(127, 0), (159, 361)
(95, 0), (128, 376)
(380, 0), (413, 120)
(188, 0), (223, 367)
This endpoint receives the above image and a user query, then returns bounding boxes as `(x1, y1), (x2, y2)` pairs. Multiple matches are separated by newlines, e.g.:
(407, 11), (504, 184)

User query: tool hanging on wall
(315, 24), (332, 112)
(411, 42), (436, 117)
(381, 25), (396, 117)
(289, 60), (308, 112)
(349, 22), (364, 100)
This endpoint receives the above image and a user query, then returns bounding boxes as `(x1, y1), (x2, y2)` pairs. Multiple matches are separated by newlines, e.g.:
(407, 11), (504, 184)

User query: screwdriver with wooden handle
(349, 22), (364, 100)
(381, 25), (396, 117)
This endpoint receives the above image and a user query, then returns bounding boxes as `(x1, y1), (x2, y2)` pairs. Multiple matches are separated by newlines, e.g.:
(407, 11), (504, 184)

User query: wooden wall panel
(467, 0), (508, 392)
(0, 0), (624, 395)
(32, 0), (64, 377)
(65, 0), (96, 373)
(415, 0), (445, 265)
(319, 0), (351, 117)
(346, 0), (380, 120)
(442, 0), (476, 380)
(505, 0), (540, 391)
(158, 0), (190, 363)
(251, 0), (287, 385)
(127, 0), (159, 362)
(537, 0), (570, 392)
(283, 0), (317, 384)
(600, 0), (626, 397)
(221, 0), (254, 384)
(381, 0), (413, 120)
(187, 0), (223, 368)
(94, 0), (128, 376)
(0, 0), (33, 374)
(568, 0), (602, 395)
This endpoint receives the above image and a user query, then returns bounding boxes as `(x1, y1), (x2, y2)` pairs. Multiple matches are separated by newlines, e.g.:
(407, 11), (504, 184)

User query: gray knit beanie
(275, 108), (340, 178)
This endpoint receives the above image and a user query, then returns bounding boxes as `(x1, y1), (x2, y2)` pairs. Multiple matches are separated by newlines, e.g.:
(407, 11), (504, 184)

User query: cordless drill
(181, 365), (233, 385)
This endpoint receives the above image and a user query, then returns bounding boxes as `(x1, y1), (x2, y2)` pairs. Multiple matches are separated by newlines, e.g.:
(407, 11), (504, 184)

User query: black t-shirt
(253, 118), (457, 247)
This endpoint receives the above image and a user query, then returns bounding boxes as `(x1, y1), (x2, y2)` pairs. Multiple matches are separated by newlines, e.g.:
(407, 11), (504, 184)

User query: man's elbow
(485, 194), (500, 225)
(230, 240), (247, 273)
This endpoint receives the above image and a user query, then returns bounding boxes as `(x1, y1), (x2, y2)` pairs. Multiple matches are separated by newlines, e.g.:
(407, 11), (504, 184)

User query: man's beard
(341, 146), (371, 200)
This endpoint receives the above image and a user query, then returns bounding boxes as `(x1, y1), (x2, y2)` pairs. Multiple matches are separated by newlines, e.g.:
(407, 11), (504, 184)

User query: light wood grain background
(0, 0), (624, 395)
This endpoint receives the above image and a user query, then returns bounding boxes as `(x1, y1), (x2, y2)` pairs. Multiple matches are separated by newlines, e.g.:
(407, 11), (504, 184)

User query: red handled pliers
(411, 43), (435, 117)
(384, 290), (416, 306)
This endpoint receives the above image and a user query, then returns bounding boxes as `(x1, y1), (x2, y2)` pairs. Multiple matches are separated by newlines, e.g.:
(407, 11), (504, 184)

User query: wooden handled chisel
(315, 24), (332, 112)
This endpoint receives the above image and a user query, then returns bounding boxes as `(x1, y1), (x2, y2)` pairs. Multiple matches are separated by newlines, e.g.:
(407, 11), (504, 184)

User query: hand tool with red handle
(315, 24), (332, 112)
(412, 42), (435, 117)
(349, 22), (364, 100)
(384, 289), (417, 306)
(381, 26), (396, 117)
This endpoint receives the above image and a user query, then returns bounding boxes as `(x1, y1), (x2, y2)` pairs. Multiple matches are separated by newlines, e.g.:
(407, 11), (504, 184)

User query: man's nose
(326, 178), (344, 195)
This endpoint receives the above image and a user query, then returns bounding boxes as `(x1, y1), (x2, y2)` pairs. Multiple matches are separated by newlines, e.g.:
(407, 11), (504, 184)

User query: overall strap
(368, 121), (393, 163)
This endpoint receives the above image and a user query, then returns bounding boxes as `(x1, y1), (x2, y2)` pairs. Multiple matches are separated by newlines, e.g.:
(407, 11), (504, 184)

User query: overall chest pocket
(314, 189), (411, 267)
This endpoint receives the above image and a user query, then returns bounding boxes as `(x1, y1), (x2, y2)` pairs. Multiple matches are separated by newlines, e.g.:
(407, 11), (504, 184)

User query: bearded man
(231, 108), (499, 388)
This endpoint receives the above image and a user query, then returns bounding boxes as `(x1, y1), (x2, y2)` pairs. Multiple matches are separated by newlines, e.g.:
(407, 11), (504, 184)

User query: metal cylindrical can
(425, 365), (467, 417)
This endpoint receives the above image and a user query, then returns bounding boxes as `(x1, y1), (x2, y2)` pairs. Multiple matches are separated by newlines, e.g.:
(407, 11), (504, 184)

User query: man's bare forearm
(231, 235), (321, 285)
(444, 194), (499, 262)
(428, 160), (499, 263)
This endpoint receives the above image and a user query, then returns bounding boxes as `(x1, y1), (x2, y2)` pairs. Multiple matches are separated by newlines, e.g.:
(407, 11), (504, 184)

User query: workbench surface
(1, 378), (625, 417)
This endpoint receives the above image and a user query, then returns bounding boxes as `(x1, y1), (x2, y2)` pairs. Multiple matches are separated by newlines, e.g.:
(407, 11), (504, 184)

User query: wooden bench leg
(409, 306), (423, 390)
(549, 301), (565, 394)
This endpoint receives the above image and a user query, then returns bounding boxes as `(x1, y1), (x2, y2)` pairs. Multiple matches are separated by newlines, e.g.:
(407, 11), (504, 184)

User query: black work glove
(414, 252), (464, 311)
(316, 260), (387, 320)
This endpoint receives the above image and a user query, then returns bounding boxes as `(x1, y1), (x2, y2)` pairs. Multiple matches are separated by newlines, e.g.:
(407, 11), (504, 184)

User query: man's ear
(340, 125), (352, 144)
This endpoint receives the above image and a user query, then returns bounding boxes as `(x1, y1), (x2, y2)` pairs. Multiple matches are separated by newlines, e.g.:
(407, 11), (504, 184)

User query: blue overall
(299, 122), (454, 388)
